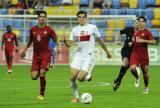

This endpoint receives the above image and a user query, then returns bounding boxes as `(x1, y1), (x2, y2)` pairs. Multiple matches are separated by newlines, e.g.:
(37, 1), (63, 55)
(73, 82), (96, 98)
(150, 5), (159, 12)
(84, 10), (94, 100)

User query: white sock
(70, 81), (79, 98)
(85, 72), (91, 81)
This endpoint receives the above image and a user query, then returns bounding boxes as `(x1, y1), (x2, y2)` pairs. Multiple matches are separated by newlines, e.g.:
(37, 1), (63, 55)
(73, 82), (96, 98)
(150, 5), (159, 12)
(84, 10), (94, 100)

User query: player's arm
(63, 39), (74, 47)
(14, 35), (19, 52)
(115, 28), (126, 45)
(1, 36), (4, 51)
(21, 30), (33, 58)
(96, 37), (112, 59)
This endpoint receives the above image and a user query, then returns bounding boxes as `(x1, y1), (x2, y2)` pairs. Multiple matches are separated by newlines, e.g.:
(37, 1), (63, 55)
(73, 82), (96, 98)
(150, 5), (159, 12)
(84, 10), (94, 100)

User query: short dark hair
(76, 10), (87, 18)
(138, 16), (146, 22)
(37, 11), (47, 18)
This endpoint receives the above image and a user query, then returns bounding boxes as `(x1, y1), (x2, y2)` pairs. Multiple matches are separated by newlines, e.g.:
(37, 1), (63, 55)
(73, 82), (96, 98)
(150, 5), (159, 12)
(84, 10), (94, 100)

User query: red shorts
(130, 52), (149, 69)
(5, 47), (14, 57)
(31, 53), (51, 72)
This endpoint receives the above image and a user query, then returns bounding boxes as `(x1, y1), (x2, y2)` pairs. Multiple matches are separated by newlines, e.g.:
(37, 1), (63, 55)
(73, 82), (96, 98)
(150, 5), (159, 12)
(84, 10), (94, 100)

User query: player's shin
(70, 80), (79, 99)
(40, 76), (46, 97)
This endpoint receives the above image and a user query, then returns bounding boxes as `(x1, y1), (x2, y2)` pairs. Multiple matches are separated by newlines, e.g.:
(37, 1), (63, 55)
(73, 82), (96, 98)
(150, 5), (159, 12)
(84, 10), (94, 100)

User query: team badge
(44, 31), (47, 34)
(37, 35), (41, 41)
(7, 38), (11, 42)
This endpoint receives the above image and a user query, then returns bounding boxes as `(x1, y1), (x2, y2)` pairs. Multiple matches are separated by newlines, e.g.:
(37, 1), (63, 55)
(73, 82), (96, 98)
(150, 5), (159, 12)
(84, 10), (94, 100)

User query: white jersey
(70, 23), (100, 58)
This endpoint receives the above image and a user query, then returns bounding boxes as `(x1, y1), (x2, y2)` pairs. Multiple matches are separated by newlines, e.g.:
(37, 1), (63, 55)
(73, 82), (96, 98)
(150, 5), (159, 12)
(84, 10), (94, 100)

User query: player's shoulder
(30, 25), (37, 30)
(87, 23), (97, 28)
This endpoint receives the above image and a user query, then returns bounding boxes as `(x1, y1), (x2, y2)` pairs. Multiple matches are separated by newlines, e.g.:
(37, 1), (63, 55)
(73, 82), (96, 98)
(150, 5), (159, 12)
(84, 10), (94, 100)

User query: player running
(63, 10), (112, 103)
(1, 25), (19, 74)
(130, 16), (155, 94)
(113, 19), (140, 91)
(21, 11), (61, 100)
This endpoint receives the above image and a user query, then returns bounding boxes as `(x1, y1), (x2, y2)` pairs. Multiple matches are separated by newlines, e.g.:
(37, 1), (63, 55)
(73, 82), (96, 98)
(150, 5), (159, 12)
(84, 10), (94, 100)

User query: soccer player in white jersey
(63, 10), (112, 103)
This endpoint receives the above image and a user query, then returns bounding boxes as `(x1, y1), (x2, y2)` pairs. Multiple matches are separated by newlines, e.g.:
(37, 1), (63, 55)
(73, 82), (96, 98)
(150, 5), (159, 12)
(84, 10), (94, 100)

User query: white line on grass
(0, 81), (110, 90)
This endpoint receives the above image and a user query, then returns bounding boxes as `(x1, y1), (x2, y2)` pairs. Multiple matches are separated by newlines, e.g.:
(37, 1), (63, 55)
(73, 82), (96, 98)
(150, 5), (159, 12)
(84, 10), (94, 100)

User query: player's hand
(115, 41), (122, 45)
(57, 46), (62, 54)
(20, 51), (26, 58)
(128, 42), (132, 47)
(1, 46), (3, 51)
(15, 47), (19, 53)
(107, 53), (112, 59)
(136, 39), (146, 43)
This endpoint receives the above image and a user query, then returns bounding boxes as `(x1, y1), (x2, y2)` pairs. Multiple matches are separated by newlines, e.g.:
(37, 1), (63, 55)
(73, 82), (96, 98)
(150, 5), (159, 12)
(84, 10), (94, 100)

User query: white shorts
(70, 56), (94, 73)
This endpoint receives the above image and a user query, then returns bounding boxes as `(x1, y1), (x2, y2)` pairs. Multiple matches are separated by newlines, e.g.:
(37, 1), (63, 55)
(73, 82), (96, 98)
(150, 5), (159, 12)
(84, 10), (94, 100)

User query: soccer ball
(80, 93), (92, 104)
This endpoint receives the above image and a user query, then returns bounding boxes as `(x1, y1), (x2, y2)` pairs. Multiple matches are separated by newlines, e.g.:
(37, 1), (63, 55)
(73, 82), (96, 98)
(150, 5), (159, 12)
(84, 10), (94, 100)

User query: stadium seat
(154, 8), (160, 19)
(51, 0), (62, 5)
(13, 29), (21, 38)
(156, 0), (160, 5)
(129, 0), (138, 8)
(151, 19), (160, 27)
(0, 9), (8, 15)
(145, 8), (154, 20)
(120, 0), (129, 7)
(73, 0), (80, 4)
(119, 9), (127, 15)
(112, 0), (120, 9)
(11, 0), (18, 5)
(146, 20), (152, 27)
(80, 0), (89, 6)
(125, 20), (134, 27)
(93, 8), (102, 15)
(138, 0), (146, 9)
(108, 9), (118, 15)
(150, 29), (159, 40)
(107, 20), (116, 29)
(116, 20), (125, 29)
(105, 30), (114, 41)
(146, 0), (156, 6)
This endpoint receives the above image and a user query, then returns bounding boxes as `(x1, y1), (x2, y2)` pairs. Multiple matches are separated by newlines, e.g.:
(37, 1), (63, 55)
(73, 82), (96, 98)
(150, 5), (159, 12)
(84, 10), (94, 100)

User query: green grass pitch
(0, 65), (159, 108)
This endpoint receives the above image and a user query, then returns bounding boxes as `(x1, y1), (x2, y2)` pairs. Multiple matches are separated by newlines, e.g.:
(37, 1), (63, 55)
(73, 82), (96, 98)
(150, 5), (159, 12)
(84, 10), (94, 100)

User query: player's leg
(37, 56), (50, 100)
(50, 48), (55, 67)
(70, 68), (80, 103)
(113, 57), (129, 91)
(140, 64), (149, 94)
(4, 50), (10, 72)
(70, 57), (82, 103)
(6, 48), (14, 73)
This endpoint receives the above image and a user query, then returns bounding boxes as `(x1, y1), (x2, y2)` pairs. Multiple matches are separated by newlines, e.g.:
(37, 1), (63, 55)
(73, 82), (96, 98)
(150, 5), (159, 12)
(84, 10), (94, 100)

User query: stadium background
(0, 0), (160, 65)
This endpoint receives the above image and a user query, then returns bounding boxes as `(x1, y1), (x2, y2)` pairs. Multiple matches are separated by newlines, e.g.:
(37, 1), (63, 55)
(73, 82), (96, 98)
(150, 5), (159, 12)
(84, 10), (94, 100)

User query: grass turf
(0, 65), (159, 108)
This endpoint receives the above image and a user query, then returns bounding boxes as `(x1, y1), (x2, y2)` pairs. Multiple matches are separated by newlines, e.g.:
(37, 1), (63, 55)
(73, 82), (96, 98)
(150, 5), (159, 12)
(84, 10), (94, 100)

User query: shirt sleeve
(50, 29), (57, 41)
(70, 28), (74, 41)
(120, 28), (127, 35)
(93, 25), (100, 38)
(147, 30), (154, 40)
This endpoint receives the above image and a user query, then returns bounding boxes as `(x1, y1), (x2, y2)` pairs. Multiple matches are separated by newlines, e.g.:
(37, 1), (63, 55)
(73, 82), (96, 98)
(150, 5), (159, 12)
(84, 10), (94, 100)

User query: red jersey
(30, 25), (57, 56)
(2, 32), (17, 49)
(132, 28), (154, 58)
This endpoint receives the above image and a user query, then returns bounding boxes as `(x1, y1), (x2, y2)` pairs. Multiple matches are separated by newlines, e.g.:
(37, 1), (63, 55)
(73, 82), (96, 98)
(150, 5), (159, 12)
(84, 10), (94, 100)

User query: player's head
(6, 25), (12, 33)
(137, 16), (146, 29)
(76, 10), (87, 25)
(133, 19), (139, 29)
(37, 11), (47, 24)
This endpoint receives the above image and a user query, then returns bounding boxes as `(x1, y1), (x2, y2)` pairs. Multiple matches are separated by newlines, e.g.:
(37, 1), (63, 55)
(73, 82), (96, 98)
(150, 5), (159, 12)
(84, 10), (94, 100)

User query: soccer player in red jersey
(21, 11), (61, 100)
(1, 25), (19, 74)
(130, 16), (155, 94)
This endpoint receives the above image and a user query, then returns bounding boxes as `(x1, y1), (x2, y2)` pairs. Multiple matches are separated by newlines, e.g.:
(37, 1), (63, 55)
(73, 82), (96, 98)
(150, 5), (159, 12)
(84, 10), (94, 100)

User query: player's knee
(77, 77), (85, 82)
(130, 65), (136, 71)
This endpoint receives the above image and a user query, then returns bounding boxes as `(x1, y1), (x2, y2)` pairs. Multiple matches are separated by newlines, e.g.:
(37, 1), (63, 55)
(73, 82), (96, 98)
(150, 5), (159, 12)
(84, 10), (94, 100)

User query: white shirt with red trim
(70, 23), (100, 58)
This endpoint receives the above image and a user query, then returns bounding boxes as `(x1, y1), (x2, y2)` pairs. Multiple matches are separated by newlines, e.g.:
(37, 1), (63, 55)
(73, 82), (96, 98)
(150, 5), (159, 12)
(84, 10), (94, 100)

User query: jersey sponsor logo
(77, 35), (90, 42)
(142, 33), (145, 37)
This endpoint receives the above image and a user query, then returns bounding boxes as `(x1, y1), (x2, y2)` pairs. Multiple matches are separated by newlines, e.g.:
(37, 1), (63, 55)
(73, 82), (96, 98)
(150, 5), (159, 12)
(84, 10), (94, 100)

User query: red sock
(8, 60), (12, 70)
(40, 77), (46, 96)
